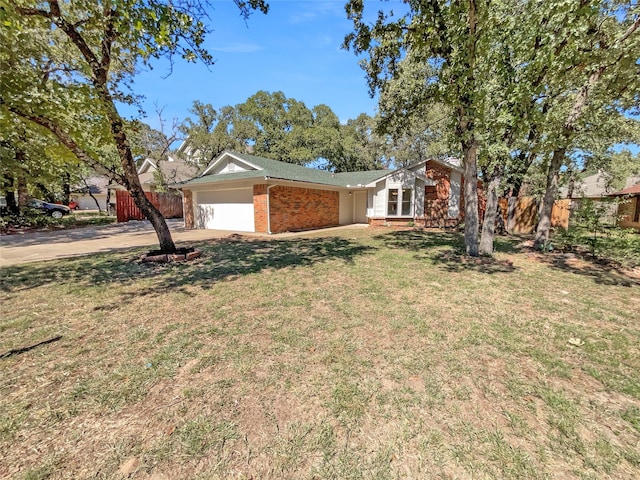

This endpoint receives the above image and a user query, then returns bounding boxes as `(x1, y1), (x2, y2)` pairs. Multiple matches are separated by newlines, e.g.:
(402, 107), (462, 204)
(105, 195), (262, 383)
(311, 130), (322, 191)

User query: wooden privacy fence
(498, 197), (571, 234)
(116, 190), (183, 223)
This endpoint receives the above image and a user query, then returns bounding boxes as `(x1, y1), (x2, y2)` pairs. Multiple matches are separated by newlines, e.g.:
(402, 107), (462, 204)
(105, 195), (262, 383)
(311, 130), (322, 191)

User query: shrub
(554, 199), (640, 267)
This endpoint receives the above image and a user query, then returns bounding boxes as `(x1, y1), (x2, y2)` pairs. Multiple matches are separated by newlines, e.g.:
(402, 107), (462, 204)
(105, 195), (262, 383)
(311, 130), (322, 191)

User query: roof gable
(201, 151), (263, 176)
(137, 158), (158, 174)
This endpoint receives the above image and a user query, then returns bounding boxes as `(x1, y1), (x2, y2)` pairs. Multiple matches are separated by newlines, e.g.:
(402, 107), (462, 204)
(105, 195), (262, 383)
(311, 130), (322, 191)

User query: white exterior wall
(372, 180), (386, 217)
(414, 179), (425, 217)
(448, 171), (462, 218)
(387, 170), (415, 187)
(371, 172), (416, 218)
(339, 191), (354, 225)
(213, 158), (252, 174)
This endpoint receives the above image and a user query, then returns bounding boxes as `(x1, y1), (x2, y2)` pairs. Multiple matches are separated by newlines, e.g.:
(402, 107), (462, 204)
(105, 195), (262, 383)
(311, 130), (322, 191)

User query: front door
(354, 191), (367, 223)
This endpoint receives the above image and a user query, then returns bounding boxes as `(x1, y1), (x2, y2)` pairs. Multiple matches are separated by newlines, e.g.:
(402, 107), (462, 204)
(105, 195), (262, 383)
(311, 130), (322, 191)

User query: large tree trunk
(462, 138), (479, 256)
(44, 1), (178, 253)
(479, 165), (503, 255)
(62, 172), (71, 205)
(112, 125), (176, 253)
(1, 173), (19, 214)
(17, 174), (28, 208)
(534, 148), (565, 247)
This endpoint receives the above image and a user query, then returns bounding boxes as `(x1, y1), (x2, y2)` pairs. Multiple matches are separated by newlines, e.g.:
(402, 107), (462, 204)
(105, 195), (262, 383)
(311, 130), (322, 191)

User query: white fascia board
(405, 157), (464, 174)
(200, 150), (263, 177)
(176, 138), (190, 154)
(430, 157), (464, 173)
(137, 158), (158, 174)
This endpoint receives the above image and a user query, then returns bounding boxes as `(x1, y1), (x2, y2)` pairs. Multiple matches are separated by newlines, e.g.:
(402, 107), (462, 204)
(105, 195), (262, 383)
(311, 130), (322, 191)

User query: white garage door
(196, 188), (255, 232)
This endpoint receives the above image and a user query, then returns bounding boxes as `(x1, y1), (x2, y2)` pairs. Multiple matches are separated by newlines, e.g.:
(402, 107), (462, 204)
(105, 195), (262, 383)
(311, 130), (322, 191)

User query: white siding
(339, 191), (354, 225)
(414, 179), (425, 217)
(408, 163), (426, 176)
(195, 188), (254, 231)
(354, 192), (368, 223)
(372, 180), (386, 217)
(448, 171), (461, 218)
(387, 170), (415, 187)
(213, 158), (252, 174)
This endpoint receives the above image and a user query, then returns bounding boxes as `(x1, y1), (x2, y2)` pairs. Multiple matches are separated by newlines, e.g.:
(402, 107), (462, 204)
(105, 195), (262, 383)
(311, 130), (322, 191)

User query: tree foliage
(345, 0), (499, 255)
(0, 0), (268, 252)
(180, 91), (390, 172)
(344, 0), (640, 255)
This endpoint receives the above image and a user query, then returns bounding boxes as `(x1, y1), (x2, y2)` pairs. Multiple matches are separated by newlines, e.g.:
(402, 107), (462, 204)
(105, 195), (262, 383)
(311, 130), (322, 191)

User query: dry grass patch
(1, 228), (639, 479)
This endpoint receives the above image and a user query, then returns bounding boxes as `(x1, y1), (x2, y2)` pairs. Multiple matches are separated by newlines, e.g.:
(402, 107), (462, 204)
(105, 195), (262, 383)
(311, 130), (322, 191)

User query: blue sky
(122, 0), (396, 127)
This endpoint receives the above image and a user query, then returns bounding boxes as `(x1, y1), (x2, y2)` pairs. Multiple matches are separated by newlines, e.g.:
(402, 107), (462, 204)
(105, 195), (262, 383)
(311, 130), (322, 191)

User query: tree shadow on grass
(373, 229), (519, 274)
(0, 236), (377, 298)
(533, 252), (640, 287)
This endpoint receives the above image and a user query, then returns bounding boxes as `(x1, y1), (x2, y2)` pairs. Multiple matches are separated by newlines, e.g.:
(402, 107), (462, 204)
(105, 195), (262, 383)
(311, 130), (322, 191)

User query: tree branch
(4, 104), (126, 185)
(46, 0), (106, 84)
(101, 5), (116, 72)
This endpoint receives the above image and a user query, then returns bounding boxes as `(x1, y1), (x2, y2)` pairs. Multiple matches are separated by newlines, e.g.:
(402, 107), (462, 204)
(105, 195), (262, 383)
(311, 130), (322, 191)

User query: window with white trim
(387, 188), (412, 216)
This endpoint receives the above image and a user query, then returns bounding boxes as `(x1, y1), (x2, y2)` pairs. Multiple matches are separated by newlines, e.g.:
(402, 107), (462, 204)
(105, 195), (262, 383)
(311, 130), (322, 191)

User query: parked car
(27, 199), (71, 219)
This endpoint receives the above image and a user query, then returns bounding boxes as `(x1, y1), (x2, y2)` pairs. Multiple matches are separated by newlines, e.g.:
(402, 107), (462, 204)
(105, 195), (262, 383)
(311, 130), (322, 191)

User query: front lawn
(1, 228), (638, 479)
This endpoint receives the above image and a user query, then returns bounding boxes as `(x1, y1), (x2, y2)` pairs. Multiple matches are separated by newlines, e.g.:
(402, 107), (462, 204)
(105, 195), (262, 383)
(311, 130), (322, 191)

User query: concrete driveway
(0, 219), (239, 267)
(0, 220), (367, 267)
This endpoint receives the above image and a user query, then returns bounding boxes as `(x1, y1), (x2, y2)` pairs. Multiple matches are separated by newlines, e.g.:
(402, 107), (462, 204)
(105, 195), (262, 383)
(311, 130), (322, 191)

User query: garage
(194, 188), (255, 232)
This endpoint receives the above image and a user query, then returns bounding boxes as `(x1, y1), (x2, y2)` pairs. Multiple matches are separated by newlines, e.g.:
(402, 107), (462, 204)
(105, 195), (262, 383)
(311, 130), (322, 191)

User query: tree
(332, 113), (389, 172)
(1, 0), (268, 253)
(179, 101), (249, 168)
(0, 113), (84, 212)
(236, 91), (317, 164)
(180, 92), (388, 172)
(533, 3), (640, 247)
(376, 58), (455, 166)
(345, 0), (496, 256)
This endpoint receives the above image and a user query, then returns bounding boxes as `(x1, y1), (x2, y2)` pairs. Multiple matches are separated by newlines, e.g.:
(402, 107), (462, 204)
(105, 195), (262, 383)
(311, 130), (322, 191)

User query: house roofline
(200, 150), (263, 176)
(362, 157), (462, 187)
(137, 157), (158, 175)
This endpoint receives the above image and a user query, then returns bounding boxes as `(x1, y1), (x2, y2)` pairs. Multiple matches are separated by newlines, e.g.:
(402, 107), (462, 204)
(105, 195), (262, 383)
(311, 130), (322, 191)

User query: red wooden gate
(116, 191), (183, 223)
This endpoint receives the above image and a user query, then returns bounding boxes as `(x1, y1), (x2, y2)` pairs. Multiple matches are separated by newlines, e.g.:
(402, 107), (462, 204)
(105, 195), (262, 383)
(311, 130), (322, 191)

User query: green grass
(0, 227), (638, 479)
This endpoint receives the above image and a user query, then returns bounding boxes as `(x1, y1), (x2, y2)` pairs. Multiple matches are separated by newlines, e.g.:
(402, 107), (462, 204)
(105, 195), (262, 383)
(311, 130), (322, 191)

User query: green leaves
(180, 92), (388, 172)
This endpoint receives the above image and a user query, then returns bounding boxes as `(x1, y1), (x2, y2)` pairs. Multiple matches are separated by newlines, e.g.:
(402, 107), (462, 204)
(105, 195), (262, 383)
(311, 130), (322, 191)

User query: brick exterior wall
(183, 189), (194, 229)
(253, 184), (268, 233)
(424, 162), (460, 228)
(269, 186), (339, 233)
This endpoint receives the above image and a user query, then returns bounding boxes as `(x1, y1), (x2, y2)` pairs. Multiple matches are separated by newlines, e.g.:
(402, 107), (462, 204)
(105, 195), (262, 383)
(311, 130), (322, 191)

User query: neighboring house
(559, 171), (640, 226)
(609, 181), (640, 230)
(177, 150), (475, 234)
(137, 156), (199, 192)
(72, 175), (124, 212)
(560, 170), (616, 199)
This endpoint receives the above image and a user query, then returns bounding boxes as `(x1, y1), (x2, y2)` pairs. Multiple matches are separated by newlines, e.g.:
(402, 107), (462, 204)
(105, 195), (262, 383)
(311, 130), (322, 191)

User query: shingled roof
(177, 151), (389, 188)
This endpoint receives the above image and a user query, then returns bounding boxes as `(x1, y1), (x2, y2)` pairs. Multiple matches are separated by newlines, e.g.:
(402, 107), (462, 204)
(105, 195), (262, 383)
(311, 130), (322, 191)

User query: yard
(1, 228), (639, 479)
